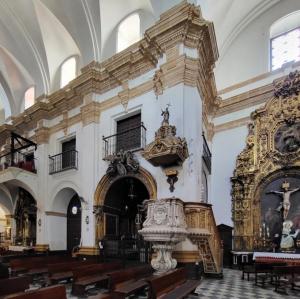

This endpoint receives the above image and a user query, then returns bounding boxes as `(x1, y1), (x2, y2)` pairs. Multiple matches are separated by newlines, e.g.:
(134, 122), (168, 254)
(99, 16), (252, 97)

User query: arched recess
(253, 167), (300, 244)
(49, 186), (82, 251)
(14, 187), (37, 246)
(94, 167), (157, 241)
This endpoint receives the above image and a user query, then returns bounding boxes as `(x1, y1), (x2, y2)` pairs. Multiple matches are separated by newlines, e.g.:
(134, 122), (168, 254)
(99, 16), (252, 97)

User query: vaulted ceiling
(0, 0), (282, 119)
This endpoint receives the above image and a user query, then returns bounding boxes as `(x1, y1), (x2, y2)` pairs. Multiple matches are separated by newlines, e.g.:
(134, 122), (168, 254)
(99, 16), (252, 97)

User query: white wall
(211, 126), (248, 226)
(215, 0), (300, 91)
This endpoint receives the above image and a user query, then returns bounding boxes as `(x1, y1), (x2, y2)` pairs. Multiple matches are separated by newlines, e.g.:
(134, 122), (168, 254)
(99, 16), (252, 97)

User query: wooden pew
(87, 265), (152, 299)
(0, 276), (32, 298)
(48, 260), (96, 284)
(10, 255), (74, 275)
(72, 262), (123, 296)
(3, 285), (66, 299)
(146, 268), (200, 299)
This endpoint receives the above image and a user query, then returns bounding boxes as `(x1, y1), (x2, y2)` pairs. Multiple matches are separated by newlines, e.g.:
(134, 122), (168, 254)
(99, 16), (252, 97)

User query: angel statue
(161, 106), (170, 126)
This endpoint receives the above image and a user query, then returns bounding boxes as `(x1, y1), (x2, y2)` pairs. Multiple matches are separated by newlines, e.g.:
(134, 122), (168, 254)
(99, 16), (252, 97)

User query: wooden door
(67, 195), (81, 251)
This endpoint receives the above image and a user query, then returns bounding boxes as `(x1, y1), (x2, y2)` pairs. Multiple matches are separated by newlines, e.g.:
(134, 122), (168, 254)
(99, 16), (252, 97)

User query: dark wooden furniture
(10, 255), (74, 275)
(48, 260), (95, 284)
(241, 263), (255, 281)
(0, 276), (32, 298)
(254, 262), (286, 287)
(273, 265), (300, 293)
(3, 285), (66, 299)
(146, 268), (200, 299)
(72, 262), (122, 296)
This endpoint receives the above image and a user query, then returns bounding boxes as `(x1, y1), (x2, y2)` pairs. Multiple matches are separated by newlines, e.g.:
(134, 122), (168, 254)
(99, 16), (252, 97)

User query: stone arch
(49, 184), (82, 251)
(252, 167), (300, 244)
(94, 167), (157, 240)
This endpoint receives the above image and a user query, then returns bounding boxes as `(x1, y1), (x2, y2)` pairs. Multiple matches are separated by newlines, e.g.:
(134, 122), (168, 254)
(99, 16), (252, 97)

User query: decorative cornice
(216, 83), (273, 117)
(214, 116), (252, 133)
(0, 1), (218, 147)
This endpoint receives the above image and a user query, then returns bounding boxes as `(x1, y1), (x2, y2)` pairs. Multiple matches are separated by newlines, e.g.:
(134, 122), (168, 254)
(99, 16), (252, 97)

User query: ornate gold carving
(232, 72), (300, 251)
(185, 202), (222, 274)
(142, 107), (189, 167)
(94, 167), (157, 241)
(274, 70), (300, 98)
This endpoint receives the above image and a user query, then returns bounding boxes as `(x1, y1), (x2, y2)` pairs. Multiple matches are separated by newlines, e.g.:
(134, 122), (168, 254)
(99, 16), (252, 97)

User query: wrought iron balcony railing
(103, 123), (146, 159)
(0, 152), (37, 173)
(202, 133), (212, 174)
(49, 149), (78, 174)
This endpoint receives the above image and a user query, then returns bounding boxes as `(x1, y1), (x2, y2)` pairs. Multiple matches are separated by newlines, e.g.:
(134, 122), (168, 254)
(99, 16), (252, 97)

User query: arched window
(24, 87), (35, 110)
(270, 11), (300, 70)
(60, 57), (76, 88)
(117, 14), (140, 53)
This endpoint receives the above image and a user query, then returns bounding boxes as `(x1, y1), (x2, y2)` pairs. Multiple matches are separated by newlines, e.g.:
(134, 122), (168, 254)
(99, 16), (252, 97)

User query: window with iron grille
(116, 114), (141, 152)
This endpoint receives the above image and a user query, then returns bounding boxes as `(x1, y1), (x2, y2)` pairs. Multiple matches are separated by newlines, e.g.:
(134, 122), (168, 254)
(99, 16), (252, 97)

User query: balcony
(202, 133), (212, 174)
(103, 123), (146, 159)
(49, 149), (78, 174)
(0, 152), (36, 173)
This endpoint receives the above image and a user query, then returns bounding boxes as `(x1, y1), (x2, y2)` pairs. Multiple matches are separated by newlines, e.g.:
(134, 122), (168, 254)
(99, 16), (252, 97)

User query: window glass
(271, 27), (300, 70)
(117, 14), (140, 52)
(60, 57), (76, 88)
(24, 87), (35, 110)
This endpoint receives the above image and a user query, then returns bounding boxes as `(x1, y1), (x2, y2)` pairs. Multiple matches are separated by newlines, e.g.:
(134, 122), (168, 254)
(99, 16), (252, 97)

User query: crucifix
(266, 181), (300, 221)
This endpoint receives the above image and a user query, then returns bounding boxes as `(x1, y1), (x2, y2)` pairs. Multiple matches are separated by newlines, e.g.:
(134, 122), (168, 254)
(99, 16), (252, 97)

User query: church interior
(0, 0), (300, 298)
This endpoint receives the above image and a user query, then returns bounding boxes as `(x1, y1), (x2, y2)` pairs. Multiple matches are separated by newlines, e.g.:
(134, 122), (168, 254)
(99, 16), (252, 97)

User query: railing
(49, 149), (78, 174)
(0, 152), (36, 173)
(202, 133), (212, 174)
(101, 237), (151, 265)
(103, 123), (146, 159)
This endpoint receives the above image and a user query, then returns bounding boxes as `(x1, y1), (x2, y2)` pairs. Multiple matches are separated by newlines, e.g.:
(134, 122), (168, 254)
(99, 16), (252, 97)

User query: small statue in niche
(266, 181), (300, 221)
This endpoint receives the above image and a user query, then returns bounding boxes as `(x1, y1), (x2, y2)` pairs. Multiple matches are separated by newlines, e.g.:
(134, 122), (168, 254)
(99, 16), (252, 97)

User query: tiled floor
(30, 268), (299, 298)
(195, 268), (299, 299)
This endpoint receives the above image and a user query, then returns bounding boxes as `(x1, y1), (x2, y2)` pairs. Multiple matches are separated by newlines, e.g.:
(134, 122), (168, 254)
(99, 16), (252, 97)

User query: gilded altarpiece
(232, 71), (300, 251)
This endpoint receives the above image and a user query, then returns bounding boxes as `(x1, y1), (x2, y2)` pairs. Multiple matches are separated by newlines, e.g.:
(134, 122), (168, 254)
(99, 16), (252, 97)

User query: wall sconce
(85, 216), (89, 225)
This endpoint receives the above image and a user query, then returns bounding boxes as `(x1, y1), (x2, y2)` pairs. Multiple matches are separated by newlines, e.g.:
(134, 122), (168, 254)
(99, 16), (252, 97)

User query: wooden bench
(72, 262), (123, 296)
(146, 268), (200, 299)
(273, 265), (300, 293)
(0, 276), (32, 298)
(86, 265), (152, 299)
(3, 285), (67, 299)
(48, 260), (96, 284)
(10, 255), (74, 275)
(255, 262), (286, 287)
(108, 265), (152, 298)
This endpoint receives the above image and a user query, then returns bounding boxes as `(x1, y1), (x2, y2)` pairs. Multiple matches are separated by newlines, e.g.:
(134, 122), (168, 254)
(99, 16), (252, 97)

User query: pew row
(3, 285), (66, 299)
(0, 276), (32, 298)
(72, 262), (123, 296)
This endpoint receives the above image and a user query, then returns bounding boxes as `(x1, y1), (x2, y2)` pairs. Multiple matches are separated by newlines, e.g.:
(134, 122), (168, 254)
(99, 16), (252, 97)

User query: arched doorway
(94, 167), (157, 241)
(14, 188), (36, 246)
(67, 195), (82, 252)
(103, 177), (149, 239)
